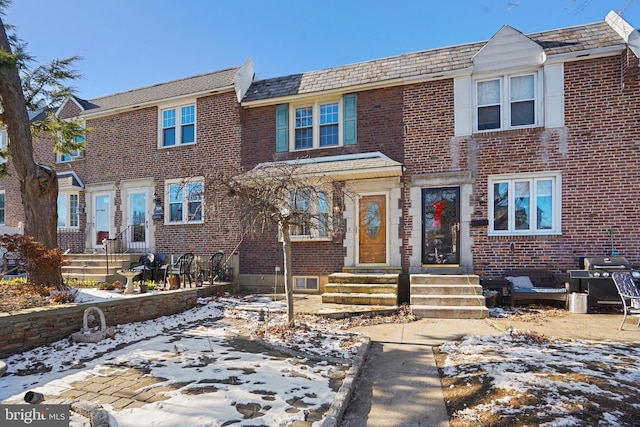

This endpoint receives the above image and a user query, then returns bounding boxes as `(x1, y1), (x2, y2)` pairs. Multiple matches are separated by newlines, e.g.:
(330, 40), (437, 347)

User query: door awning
(57, 171), (84, 189)
(248, 152), (403, 181)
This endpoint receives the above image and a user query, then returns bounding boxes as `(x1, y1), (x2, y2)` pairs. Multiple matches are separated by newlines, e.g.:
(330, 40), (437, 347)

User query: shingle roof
(78, 67), (241, 115)
(243, 21), (626, 103)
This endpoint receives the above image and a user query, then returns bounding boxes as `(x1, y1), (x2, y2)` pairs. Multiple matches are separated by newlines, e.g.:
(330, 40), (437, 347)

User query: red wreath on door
(432, 199), (446, 229)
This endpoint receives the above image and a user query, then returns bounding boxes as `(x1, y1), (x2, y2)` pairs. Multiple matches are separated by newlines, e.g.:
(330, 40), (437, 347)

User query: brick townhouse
(238, 10), (639, 293)
(0, 11), (637, 296)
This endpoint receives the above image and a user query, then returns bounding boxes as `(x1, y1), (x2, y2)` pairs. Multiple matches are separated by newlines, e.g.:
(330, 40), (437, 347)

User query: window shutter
(454, 76), (472, 136)
(544, 64), (564, 128)
(276, 104), (289, 152)
(343, 94), (357, 145)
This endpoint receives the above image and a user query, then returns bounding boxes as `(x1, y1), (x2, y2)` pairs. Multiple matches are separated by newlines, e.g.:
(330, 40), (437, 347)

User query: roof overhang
(244, 152), (403, 182)
(57, 171), (84, 189)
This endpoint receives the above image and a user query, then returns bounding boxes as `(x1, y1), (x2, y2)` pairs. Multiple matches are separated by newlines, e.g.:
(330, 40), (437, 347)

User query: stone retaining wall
(0, 284), (233, 359)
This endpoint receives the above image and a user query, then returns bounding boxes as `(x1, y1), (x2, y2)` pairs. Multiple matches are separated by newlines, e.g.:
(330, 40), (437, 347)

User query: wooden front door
(359, 195), (386, 263)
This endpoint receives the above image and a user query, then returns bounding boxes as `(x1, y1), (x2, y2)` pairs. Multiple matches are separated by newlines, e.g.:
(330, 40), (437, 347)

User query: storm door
(358, 195), (387, 264)
(422, 187), (460, 265)
(93, 193), (111, 246)
(127, 189), (148, 249)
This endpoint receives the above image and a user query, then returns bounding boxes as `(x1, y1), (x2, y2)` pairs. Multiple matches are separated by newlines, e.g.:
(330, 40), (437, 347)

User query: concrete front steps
(410, 274), (488, 319)
(62, 253), (139, 283)
(321, 272), (399, 305)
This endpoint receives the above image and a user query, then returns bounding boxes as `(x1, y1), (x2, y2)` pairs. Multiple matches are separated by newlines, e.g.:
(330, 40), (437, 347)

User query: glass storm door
(93, 193), (111, 245)
(128, 190), (148, 247)
(422, 187), (460, 265)
(358, 195), (386, 264)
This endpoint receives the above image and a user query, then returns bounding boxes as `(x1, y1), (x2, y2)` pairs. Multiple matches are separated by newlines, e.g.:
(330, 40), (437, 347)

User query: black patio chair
(149, 252), (168, 282)
(209, 251), (224, 282)
(130, 253), (154, 281)
(165, 252), (195, 288)
(611, 272), (640, 330)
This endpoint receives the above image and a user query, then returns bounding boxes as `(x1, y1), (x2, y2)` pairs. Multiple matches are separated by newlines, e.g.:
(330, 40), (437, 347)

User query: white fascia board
(55, 97), (85, 118)
(79, 86), (236, 119)
(606, 10), (640, 58)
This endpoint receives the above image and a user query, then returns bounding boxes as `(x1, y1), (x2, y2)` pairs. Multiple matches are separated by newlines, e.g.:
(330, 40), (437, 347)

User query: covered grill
(569, 257), (635, 309)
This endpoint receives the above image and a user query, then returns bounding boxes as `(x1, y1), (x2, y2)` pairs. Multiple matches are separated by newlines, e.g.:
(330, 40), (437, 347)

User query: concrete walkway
(340, 319), (498, 427)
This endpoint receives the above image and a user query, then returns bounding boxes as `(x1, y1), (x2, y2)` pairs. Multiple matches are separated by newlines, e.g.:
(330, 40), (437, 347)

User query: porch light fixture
(152, 192), (163, 221)
(333, 205), (346, 231)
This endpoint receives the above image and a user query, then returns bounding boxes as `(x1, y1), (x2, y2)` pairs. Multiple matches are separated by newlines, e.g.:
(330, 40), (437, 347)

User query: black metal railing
(104, 225), (148, 275)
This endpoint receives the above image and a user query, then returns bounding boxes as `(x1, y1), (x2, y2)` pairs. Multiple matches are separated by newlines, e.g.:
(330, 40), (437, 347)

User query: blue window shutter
(276, 104), (289, 152)
(343, 94), (357, 145)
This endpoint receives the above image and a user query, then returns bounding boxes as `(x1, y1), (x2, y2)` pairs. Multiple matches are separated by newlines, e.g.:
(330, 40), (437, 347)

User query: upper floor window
(294, 101), (339, 150)
(488, 172), (561, 236)
(165, 177), (204, 224)
(476, 73), (537, 132)
(57, 192), (79, 228)
(161, 104), (196, 147)
(276, 94), (357, 153)
(58, 132), (86, 163)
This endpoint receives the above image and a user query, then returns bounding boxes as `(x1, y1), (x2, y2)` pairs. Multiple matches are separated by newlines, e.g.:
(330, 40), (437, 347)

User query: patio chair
(611, 272), (640, 330)
(149, 252), (168, 282)
(165, 252), (195, 288)
(130, 253), (154, 281)
(208, 252), (224, 282)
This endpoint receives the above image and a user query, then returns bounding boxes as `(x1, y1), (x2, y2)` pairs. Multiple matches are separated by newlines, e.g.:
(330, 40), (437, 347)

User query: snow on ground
(0, 289), (362, 426)
(438, 328), (640, 426)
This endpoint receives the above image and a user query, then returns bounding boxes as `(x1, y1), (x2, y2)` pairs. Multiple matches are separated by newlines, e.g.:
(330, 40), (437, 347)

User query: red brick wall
(239, 87), (404, 276)
(468, 55), (640, 275)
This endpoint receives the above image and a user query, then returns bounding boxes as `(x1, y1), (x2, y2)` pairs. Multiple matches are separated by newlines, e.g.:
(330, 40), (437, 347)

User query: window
(57, 192), (79, 228)
(294, 276), (319, 290)
(276, 94), (357, 152)
(489, 173), (561, 235)
(165, 178), (204, 224)
(476, 73), (537, 132)
(289, 189), (330, 239)
(161, 104), (195, 147)
(0, 130), (7, 164)
(293, 101), (340, 150)
(57, 132), (86, 162)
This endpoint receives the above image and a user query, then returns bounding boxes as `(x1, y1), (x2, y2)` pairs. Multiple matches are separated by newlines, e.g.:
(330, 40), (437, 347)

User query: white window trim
(158, 102), (197, 148)
(164, 177), (204, 225)
(289, 98), (342, 151)
(474, 69), (543, 133)
(488, 171), (561, 236)
(0, 130), (7, 165)
(57, 191), (80, 229)
(286, 189), (333, 242)
(56, 120), (86, 163)
(293, 276), (319, 291)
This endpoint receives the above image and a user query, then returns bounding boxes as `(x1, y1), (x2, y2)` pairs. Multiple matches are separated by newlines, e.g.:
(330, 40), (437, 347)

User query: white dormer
(455, 25), (564, 135)
(472, 26), (545, 75)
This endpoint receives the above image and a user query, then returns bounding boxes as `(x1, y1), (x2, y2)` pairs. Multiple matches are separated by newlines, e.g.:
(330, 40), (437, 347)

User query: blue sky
(5, 0), (639, 100)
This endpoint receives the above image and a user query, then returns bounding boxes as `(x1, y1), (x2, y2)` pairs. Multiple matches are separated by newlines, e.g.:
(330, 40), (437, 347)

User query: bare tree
(214, 160), (350, 327)
(0, 4), (84, 289)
